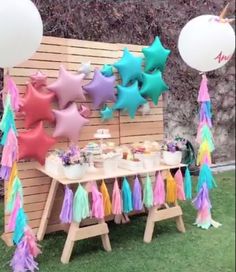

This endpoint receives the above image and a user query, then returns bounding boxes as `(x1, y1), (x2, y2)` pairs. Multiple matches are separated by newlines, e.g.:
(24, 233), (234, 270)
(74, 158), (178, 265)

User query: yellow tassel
(197, 141), (211, 165)
(7, 162), (18, 201)
(166, 172), (177, 204)
(100, 180), (112, 216)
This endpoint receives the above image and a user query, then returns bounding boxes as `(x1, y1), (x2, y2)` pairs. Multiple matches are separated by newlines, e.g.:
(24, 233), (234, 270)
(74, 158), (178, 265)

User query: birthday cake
(94, 129), (111, 139)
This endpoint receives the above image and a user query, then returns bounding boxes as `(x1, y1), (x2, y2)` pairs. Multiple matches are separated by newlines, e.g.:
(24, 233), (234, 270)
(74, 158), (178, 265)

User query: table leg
(37, 179), (59, 241)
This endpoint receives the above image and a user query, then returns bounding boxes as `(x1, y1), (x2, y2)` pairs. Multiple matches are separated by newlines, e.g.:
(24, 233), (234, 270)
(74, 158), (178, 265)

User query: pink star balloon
(53, 103), (89, 142)
(47, 65), (86, 109)
(30, 71), (47, 89)
(79, 104), (91, 118)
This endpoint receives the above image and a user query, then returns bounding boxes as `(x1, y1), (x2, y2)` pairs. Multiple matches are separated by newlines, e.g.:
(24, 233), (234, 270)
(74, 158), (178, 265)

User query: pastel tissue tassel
(199, 101), (212, 128)
(8, 193), (21, 232)
(112, 179), (122, 215)
(184, 168), (192, 200)
(132, 176), (143, 211)
(91, 184), (104, 219)
(197, 74), (210, 102)
(197, 141), (212, 166)
(197, 163), (217, 192)
(73, 185), (90, 223)
(153, 172), (165, 206)
(6, 75), (20, 111)
(100, 180), (112, 216)
(143, 174), (153, 208)
(59, 186), (73, 224)
(174, 169), (186, 201)
(196, 124), (215, 152)
(166, 172), (177, 204)
(7, 162), (18, 201)
(7, 176), (23, 213)
(122, 177), (133, 213)
(13, 208), (27, 245)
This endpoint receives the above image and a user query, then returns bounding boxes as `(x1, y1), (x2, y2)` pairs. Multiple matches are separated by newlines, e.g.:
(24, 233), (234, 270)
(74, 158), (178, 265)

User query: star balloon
(83, 69), (116, 109)
(79, 104), (91, 118)
(20, 83), (55, 128)
(53, 103), (89, 142)
(100, 105), (113, 121)
(140, 71), (169, 105)
(18, 122), (56, 165)
(114, 48), (143, 86)
(113, 81), (146, 119)
(101, 64), (114, 77)
(47, 65), (86, 109)
(30, 71), (47, 89)
(142, 36), (171, 72)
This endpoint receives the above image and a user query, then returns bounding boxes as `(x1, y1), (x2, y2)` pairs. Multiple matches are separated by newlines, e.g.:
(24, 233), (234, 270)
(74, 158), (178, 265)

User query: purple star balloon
(83, 69), (116, 109)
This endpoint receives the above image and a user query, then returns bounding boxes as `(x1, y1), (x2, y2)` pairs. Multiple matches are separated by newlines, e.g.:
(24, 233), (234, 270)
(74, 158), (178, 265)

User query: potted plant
(59, 146), (89, 180)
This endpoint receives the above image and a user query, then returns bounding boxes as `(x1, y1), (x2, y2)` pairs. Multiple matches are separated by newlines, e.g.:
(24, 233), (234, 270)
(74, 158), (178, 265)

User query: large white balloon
(178, 15), (235, 72)
(0, 0), (43, 68)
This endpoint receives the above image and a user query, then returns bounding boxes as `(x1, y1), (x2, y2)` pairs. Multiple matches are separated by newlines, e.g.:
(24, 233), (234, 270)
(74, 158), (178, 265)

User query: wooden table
(36, 163), (186, 264)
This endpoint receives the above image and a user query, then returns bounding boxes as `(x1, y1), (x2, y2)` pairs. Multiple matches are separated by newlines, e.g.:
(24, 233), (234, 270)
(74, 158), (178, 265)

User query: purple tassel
(0, 165), (11, 180)
(132, 176), (143, 211)
(192, 183), (212, 210)
(59, 186), (73, 224)
(199, 102), (212, 127)
(10, 238), (39, 272)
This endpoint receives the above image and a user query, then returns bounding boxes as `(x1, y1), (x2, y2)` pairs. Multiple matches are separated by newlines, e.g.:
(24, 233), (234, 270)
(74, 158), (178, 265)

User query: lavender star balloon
(53, 103), (89, 142)
(47, 65), (86, 109)
(83, 69), (116, 109)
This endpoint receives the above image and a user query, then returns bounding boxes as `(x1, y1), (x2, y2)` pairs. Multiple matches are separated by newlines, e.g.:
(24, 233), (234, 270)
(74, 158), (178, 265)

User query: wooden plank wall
(3, 36), (164, 244)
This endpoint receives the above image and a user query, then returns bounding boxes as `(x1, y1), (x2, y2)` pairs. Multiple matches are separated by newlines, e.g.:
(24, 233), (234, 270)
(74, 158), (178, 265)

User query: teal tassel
(122, 177), (133, 213)
(197, 163), (217, 192)
(6, 176), (23, 213)
(143, 174), (153, 208)
(13, 208), (27, 245)
(184, 168), (192, 200)
(201, 125), (215, 152)
(73, 185), (90, 223)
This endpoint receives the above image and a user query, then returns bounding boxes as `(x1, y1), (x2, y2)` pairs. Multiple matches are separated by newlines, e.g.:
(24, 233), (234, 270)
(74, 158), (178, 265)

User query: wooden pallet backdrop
(2, 36), (164, 245)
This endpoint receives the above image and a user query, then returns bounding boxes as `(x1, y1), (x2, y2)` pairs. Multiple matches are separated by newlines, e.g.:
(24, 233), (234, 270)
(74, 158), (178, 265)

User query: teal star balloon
(140, 71), (168, 105)
(100, 105), (113, 121)
(101, 64), (114, 77)
(142, 36), (171, 72)
(113, 81), (146, 119)
(114, 48), (143, 86)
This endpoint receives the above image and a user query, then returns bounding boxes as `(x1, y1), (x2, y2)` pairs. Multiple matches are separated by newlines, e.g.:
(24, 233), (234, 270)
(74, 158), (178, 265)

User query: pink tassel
(6, 76), (20, 112)
(153, 172), (165, 206)
(197, 74), (210, 102)
(91, 184), (104, 219)
(24, 226), (41, 258)
(7, 193), (21, 232)
(112, 179), (122, 215)
(174, 169), (186, 201)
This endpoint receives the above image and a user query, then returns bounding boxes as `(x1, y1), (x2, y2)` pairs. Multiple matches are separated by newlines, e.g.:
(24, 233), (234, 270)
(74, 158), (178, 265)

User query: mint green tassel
(201, 125), (215, 152)
(197, 163), (217, 192)
(122, 177), (133, 213)
(6, 176), (23, 213)
(73, 185), (89, 223)
(143, 174), (153, 208)
(13, 208), (27, 245)
(184, 168), (192, 200)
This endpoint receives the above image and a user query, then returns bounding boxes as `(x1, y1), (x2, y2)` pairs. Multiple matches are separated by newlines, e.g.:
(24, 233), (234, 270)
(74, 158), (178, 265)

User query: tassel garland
(73, 185), (90, 223)
(59, 186), (73, 224)
(100, 180), (112, 216)
(143, 174), (153, 208)
(166, 172), (177, 204)
(184, 168), (192, 200)
(174, 169), (186, 201)
(132, 176), (143, 211)
(122, 177), (133, 213)
(153, 172), (165, 206)
(112, 179), (122, 215)
(91, 184), (104, 219)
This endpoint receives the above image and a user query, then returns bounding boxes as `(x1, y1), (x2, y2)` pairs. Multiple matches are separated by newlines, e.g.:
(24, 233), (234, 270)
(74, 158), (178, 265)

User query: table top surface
(36, 163), (186, 185)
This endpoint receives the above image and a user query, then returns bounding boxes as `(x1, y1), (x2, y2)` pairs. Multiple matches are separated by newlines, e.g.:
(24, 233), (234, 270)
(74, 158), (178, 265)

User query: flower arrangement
(162, 137), (187, 153)
(59, 145), (89, 166)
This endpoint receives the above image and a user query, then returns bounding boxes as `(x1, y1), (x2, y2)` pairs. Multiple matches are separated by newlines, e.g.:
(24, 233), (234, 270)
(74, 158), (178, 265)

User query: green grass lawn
(0, 171), (235, 272)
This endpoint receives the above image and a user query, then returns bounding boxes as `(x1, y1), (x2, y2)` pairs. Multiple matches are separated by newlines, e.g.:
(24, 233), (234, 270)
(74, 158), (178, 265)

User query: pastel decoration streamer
(174, 169), (186, 201)
(7, 162), (18, 201)
(112, 179), (122, 215)
(7, 176), (23, 213)
(143, 174), (153, 208)
(166, 172), (177, 204)
(100, 180), (112, 216)
(73, 185), (90, 223)
(122, 177), (133, 213)
(197, 141), (212, 166)
(197, 163), (217, 192)
(7, 193), (21, 232)
(184, 168), (192, 200)
(196, 124), (215, 152)
(13, 208), (27, 245)
(91, 184), (104, 219)
(24, 226), (41, 258)
(199, 101), (212, 128)
(59, 186), (73, 224)
(132, 176), (143, 211)
(153, 172), (165, 206)
(197, 74), (210, 102)
(6, 76), (20, 111)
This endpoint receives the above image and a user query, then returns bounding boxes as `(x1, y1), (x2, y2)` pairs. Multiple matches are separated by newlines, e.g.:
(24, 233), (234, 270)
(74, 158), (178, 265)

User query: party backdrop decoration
(140, 71), (169, 105)
(178, 14), (235, 72)
(53, 103), (89, 142)
(113, 81), (146, 119)
(142, 36), (171, 72)
(47, 65), (86, 109)
(101, 64), (114, 77)
(78, 62), (91, 78)
(0, 0), (43, 68)
(30, 71), (48, 89)
(83, 69), (116, 109)
(20, 83), (55, 128)
(114, 48), (142, 86)
(18, 121), (56, 165)
(100, 105), (113, 121)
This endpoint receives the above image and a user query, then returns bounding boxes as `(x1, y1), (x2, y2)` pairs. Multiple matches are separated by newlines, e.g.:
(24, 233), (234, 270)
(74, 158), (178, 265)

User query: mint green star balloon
(100, 105), (113, 121)
(113, 81), (146, 119)
(101, 64), (114, 77)
(114, 48), (143, 86)
(142, 36), (171, 72)
(140, 71), (169, 105)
